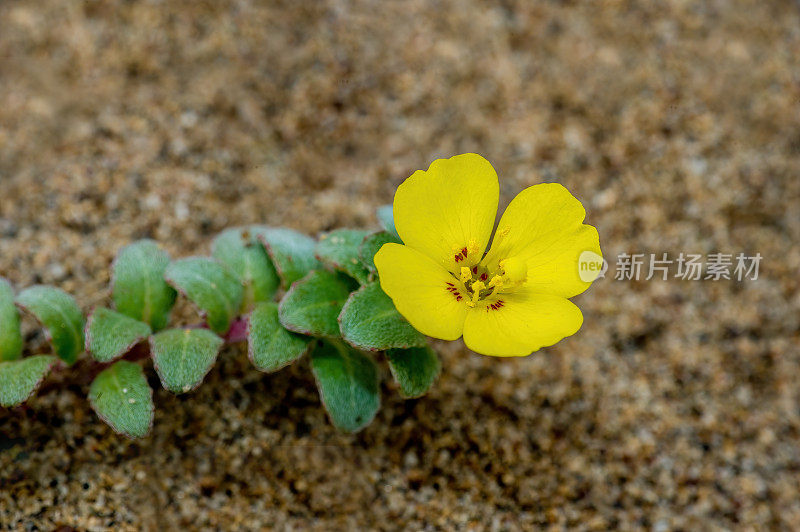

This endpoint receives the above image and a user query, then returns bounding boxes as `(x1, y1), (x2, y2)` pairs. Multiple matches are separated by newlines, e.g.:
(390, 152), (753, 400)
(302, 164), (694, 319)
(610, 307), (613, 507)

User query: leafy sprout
(0, 154), (601, 438)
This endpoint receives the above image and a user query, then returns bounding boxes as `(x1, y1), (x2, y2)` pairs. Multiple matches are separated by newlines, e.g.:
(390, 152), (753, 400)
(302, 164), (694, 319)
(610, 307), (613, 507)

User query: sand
(1, 0), (799, 529)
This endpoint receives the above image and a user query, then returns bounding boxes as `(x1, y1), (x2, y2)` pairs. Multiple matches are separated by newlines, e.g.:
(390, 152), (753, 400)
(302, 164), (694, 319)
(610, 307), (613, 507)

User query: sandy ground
(1, 0), (800, 530)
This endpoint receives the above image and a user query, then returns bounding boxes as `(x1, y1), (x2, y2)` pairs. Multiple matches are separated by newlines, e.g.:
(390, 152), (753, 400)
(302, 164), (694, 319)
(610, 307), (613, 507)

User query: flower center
(452, 256), (527, 308)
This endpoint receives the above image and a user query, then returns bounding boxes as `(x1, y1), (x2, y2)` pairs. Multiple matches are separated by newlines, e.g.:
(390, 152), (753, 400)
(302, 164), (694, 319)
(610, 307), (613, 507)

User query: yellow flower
(374, 153), (602, 357)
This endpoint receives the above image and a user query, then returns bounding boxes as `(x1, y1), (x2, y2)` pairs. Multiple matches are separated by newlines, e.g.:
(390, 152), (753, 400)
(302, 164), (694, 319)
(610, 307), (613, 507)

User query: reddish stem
(223, 316), (249, 344)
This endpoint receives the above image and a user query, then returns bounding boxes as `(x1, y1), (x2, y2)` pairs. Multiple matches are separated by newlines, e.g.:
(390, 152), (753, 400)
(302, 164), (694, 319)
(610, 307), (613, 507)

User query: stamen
(470, 281), (485, 305)
(487, 275), (504, 289)
(450, 253), (526, 308)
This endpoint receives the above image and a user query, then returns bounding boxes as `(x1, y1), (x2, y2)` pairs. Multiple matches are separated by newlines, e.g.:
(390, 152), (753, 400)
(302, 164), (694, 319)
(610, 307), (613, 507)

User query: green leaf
(310, 340), (380, 433)
(339, 282), (426, 351)
(150, 328), (224, 394)
(85, 308), (151, 363)
(212, 227), (280, 312)
(253, 227), (321, 288)
(386, 346), (441, 398)
(247, 302), (311, 372)
(316, 229), (371, 284)
(112, 240), (177, 331)
(164, 257), (244, 335)
(15, 286), (84, 365)
(359, 231), (402, 275)
(0, 355), (58, 407)
(89, 360), (154, 438)
(377, 204), (400, 240)
(0, 278), (23, 361)
(279, 270), (354, 338)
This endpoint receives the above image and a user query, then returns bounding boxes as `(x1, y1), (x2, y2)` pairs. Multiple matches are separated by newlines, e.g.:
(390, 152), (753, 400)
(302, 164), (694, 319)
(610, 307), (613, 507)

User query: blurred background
(1, 0), (799, 529)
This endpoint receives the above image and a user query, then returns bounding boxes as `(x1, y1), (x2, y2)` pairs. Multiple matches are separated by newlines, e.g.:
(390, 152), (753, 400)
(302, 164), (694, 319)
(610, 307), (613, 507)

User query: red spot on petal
(456, 295), (462, 301)
(480, 273), (487, 281)
(486, 300), (506, 312)
(461, 247), (468, 257)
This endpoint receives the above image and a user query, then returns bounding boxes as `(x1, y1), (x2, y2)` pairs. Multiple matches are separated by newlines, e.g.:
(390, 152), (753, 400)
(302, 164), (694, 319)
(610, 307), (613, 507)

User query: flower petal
(374, 243), (467, 341)
(394, 153), (499, 271)
(483, 183), (601, 298)
(462, 288), (583, 357)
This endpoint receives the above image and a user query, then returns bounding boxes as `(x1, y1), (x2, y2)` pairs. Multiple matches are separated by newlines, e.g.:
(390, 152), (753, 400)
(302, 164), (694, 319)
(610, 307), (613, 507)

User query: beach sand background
(1, 1), (799, 529)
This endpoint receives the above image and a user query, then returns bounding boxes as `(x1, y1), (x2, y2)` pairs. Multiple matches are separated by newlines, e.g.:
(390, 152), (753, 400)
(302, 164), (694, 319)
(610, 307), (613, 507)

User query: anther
(470, 281), (486, 304)
(487, 275), (504, 289)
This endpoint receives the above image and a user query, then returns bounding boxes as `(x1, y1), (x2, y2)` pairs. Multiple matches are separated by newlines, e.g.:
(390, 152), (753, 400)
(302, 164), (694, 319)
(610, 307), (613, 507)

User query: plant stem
(223, 316), (249, 344)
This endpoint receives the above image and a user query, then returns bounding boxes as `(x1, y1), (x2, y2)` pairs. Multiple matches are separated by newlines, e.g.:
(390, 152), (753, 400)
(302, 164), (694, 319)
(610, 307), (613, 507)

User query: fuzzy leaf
(150, 328), (223, 394)
(0, 355), (58, 407)
(15, 286), (84, 365)
(164, 257), (244, 335)
(316, 229), (371, 284)
(112, 240), (177, 331)
(0, 278), (23, 361)
(279, 270), (354, 338)
(247, 302), (311, 372)
(89, 360), (154, 438)
(359, 231), (403, 275)
(310, 340), (380, 433)
(386, 346), (441, 398)
(377, 204), (400, 240)
(212, 227), (280, 312)
(339, 282), (426, 351)
(253, 227), (321, 288)
(85, 308), (151, 363)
